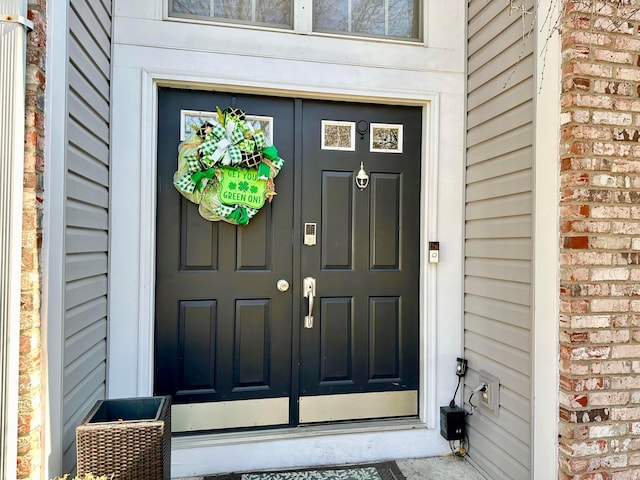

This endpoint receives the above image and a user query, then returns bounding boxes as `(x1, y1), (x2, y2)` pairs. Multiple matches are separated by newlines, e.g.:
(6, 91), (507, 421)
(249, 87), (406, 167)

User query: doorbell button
(429, 241), (439, 263)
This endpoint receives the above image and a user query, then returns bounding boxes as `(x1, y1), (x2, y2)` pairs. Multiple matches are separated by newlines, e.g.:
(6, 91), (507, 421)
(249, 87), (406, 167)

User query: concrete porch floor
(396, 456), (487, 479)
(176, 455), (488, 479)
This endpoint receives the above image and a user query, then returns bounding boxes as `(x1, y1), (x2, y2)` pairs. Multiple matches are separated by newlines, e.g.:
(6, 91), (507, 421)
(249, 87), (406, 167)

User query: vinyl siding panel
(62, 0), (112, 473)
(467, 126), (531, 166)
(66, 253), (108, 282)
(468, 56), (533, 110)
(68, 145), (109, 185)
(467, 147), (532, 180)
(66, 172), (109, 208)
(465, 1), (534, 478)
(465, 238), (531, 261)
(65, 298), (108, 338)
(465, 192), (532, 219)
(467, 77), (534, 128)
(466, 101), (533, 146)
(68, 66), (110, 120)
(465, 313), (530, 352)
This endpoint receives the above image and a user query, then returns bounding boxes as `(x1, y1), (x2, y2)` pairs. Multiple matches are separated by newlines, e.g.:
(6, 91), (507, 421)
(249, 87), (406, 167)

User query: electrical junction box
(440, 406), (466, 441)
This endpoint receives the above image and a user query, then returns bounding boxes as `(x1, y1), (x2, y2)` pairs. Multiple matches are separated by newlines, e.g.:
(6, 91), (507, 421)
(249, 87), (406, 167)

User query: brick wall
(560, 1), (640, 478)
(18, 1), (46, 479)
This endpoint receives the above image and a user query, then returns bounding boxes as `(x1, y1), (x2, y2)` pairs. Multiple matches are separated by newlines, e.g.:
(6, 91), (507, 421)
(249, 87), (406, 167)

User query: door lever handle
(303, 277), (316, 329)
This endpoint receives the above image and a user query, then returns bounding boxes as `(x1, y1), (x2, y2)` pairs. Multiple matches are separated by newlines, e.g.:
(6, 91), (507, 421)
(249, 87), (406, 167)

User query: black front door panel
(155, 89), (421, 430)
(298, 101), (421, 398)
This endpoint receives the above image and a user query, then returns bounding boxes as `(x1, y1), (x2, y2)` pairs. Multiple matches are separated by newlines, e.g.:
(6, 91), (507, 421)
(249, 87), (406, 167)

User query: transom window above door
(168, 0), (422, 41)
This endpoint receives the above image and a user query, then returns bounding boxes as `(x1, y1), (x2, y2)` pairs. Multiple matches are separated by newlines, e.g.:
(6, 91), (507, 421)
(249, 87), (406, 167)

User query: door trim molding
(109, 68), (441, 430)
(136, 70), (159, 397)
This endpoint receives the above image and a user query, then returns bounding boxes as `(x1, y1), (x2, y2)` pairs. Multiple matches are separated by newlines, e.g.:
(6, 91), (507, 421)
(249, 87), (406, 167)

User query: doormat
(205, 462), (405, 480)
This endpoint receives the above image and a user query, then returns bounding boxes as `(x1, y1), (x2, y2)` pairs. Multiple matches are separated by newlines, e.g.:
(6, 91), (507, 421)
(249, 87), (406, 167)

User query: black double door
(155, 89), (421, 431)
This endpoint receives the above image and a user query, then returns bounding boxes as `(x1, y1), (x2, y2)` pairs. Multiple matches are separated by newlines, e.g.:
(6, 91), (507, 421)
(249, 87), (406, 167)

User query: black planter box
(76, 396), (171, 480)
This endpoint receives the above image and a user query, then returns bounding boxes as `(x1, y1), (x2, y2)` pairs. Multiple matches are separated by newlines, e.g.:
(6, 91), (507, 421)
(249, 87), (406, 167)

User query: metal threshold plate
(299, 391), (418, 423)
(172, 397), (289, 432)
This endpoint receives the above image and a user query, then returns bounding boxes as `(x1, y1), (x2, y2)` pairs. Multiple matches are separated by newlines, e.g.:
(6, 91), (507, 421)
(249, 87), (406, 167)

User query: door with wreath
(155, 89), (421, 432)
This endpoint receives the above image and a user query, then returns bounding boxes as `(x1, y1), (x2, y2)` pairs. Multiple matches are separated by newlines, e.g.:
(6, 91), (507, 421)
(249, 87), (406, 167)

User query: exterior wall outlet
(479, 370), (500, 417)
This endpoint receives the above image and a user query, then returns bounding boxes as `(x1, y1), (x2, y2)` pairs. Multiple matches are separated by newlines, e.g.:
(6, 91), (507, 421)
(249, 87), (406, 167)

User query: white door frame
(136, 70), (440, 421)
(108, 66), (467, 475)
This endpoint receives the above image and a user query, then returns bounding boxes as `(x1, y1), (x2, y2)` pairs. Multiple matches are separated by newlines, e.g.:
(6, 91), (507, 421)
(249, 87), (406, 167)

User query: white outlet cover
(479, 370), (500, 417)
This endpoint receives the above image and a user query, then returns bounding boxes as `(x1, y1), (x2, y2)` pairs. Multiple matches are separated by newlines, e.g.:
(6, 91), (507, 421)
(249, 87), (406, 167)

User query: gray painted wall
(62, 0), (111, 471)
(465, 1), (534, 478)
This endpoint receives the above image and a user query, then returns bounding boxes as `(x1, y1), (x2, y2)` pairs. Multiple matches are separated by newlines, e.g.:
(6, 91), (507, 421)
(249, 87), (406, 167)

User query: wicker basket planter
(76, 396), (171, 480)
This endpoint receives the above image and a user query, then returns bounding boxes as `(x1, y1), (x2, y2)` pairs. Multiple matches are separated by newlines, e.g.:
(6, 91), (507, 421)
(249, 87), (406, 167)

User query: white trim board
(533, 0), (561, 478)
(112, 68), (441, 398)
(41, 0), (70, 476)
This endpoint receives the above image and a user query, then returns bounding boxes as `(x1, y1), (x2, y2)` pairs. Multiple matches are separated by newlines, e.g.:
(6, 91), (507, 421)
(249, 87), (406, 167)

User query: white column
(41, 0), (68, 476)
(533, 0), (561, 478)
(0, 2), (29, 480)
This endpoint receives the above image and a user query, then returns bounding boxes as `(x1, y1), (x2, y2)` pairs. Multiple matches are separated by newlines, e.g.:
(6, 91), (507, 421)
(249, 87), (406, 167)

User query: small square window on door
(180, 110), (274, 143)
(180, 109), (216, 140)
(370, 123), (403, 153)
(321, 120), (355, 151)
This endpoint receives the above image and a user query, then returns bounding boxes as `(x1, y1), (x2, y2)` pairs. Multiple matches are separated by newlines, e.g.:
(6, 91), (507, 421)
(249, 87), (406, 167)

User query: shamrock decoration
(173, 106), (285, 226)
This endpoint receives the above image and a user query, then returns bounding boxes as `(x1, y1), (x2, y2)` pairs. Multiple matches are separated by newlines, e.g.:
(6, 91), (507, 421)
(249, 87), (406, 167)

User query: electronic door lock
(304, 223), (317, 246)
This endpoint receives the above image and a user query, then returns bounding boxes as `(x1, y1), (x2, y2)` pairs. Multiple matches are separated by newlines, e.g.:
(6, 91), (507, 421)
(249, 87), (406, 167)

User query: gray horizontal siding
(62, 0), (112, 473)
(465, 0), (534, 479)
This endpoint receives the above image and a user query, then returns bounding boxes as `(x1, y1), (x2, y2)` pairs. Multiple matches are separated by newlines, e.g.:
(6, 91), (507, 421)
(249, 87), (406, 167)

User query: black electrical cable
(449, 374), (462, 408)
(466, 383), (487, 416)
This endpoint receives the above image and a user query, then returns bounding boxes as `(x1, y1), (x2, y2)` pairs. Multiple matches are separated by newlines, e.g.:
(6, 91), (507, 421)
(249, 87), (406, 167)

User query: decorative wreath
(173, 106), (284, 225)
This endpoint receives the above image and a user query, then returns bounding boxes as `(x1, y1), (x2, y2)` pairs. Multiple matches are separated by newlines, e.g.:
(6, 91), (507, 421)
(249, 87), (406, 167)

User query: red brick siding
(18, 2), (46, 479)
(560, 1), (640, 478)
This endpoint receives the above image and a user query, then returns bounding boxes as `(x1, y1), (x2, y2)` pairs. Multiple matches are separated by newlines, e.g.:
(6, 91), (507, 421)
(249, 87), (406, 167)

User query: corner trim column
(41, 0), (69, 476)
(0, 1), (29, 479)
(533, 0), (561, 478)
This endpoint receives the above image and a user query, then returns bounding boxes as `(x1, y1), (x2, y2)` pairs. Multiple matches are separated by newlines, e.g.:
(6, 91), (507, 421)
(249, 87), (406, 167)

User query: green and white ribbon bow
(174, 150), (208, 195)
(213, 204), (258, 226)
(199, 116), (267, 167)
(259, 145), (285, 179)
(173, 106), (286, 226)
